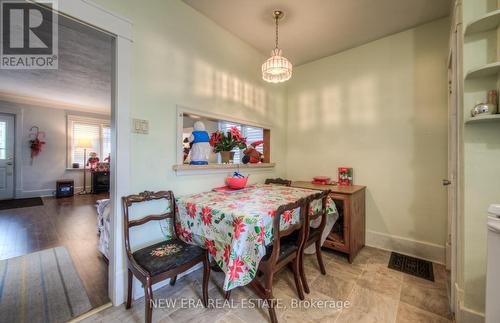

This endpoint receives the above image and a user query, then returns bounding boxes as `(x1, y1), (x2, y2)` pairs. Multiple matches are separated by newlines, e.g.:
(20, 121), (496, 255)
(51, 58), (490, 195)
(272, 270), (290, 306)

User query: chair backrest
(122, 191), (175, 257)
(265, 178), (292, 187)
(267, 197), (308, 265)
(305, 190), (330, 239)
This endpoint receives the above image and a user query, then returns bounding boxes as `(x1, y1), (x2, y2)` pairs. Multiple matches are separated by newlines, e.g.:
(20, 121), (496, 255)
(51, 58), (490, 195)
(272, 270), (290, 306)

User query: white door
(0, 114), (15, 200)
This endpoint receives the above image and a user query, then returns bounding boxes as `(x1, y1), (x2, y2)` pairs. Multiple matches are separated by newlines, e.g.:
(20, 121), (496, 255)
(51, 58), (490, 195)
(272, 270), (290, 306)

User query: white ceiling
(183, 0), (451, 66)
(0, 13), (112, 114)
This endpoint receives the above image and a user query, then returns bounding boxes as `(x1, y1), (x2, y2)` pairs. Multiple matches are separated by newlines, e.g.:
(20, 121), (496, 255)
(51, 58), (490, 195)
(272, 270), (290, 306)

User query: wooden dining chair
(122, 191), (210, 323)
(250, 198), (308, 323)
(265, 178), (292, 186)
(298, 190), (330, 294)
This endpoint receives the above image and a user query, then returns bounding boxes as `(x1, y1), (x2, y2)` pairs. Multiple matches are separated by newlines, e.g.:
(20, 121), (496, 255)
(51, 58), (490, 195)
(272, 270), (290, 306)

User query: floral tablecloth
(175, 184), (338, 291)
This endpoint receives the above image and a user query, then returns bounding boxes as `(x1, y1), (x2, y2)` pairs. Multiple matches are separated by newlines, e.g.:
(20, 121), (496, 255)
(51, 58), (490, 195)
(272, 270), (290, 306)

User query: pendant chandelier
(261, 10), (292, 83)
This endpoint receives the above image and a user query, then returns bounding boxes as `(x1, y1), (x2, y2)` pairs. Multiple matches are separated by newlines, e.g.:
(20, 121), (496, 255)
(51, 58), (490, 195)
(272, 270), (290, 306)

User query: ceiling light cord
(275, 15), (279, 49)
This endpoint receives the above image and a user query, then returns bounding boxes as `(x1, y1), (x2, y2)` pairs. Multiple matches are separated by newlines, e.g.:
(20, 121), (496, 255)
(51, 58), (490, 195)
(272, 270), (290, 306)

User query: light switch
(132, 118), (149, 134)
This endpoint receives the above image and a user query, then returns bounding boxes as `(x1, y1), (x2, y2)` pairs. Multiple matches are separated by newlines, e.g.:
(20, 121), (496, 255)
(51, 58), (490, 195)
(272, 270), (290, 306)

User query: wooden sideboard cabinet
(291, 181), (366, 263)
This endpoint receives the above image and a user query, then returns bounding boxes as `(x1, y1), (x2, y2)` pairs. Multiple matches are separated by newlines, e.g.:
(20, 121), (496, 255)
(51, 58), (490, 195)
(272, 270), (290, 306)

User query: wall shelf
(173, 162), (275, 175)
(465, 114), (500, 124)
(465, 9), (500, 35)
(465, 61), (500, 79)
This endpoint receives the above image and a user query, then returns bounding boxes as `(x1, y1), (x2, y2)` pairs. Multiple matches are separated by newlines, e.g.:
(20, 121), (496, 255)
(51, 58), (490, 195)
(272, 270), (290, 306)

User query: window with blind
(218, 121), (264, 164)
(180, 112), (270, 166)
(67, 115), (111, 168)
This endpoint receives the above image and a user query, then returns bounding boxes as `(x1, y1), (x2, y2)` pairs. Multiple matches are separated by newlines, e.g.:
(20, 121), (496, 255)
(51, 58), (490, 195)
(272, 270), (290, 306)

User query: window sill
(173, 162), (275, 175)
(65, 168), (89, 171)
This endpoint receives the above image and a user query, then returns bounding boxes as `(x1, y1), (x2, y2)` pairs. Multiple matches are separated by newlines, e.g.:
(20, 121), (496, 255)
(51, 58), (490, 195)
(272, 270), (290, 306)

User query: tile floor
(81, 247), (454, 323)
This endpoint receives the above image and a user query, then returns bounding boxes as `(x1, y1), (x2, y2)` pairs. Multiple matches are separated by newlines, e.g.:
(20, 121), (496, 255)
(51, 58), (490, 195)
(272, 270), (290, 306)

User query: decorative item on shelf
(210, 126), (247, 164)
(28, 126), (46, 163)
(94, 162), (109, 172)
(189, 121), (211, 165)
(76, 138), (93, 195)
(183, 138), (191, 163)
(262, 10), (292, 83)
(471, 90), (498, 117)
(311, 176), (334, 185)
(72, 163), (79, 169)
(242, 140), (264, 164)
(225, 172), (249, 190)
(338, 167), (353, 186)
(87, 152), (99, 171)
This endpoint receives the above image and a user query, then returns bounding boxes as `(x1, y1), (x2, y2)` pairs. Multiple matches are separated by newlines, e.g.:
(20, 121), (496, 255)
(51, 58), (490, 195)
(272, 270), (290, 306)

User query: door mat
(388, 252), (434, 281)
(0, 197), (44, 210)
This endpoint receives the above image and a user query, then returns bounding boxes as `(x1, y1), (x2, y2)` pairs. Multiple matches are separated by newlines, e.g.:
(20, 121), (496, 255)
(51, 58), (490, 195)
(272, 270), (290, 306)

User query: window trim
(66, 114), (111, 169)
(176, 105), (272, 167)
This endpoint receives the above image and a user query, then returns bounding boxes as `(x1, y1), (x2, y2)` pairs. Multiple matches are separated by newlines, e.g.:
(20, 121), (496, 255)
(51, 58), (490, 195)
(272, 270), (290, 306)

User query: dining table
(175, 184), (338, 291)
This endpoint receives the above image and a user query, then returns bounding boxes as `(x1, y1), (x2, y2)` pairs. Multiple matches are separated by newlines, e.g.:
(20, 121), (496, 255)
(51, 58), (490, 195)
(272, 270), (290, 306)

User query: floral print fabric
(176, 184), (337, 291)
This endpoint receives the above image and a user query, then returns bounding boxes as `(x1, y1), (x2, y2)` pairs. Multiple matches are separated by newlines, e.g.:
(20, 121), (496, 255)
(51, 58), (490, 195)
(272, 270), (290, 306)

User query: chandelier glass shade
(262, 10), (292, 83)
(262, 48), (292, 83)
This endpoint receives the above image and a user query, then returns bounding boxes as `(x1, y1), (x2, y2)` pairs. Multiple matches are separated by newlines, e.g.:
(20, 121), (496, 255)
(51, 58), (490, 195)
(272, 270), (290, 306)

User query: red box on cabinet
(338, 167), (353, 186)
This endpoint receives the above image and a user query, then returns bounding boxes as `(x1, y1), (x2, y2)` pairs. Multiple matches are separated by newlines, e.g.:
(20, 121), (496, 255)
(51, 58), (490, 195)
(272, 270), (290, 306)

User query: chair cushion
(262, 239), (298, 262)
(285, 227), (321, 244)
(132, 238), (204, 276)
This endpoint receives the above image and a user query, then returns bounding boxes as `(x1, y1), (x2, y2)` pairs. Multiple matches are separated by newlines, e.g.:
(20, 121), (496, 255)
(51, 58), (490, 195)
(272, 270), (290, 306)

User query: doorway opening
(0, 2), (119, 317)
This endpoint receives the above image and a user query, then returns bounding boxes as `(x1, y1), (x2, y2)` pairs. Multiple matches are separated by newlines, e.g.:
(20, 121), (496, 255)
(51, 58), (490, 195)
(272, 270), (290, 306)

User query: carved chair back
(265, 178), (292, 187)
(122, 191), (176, 259)
(266, 198), (308, 266)
(305, 190), (330, 240)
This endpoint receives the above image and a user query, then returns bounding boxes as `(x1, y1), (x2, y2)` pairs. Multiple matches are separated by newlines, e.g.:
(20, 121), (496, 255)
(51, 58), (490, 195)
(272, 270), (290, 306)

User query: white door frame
(448, 0), (463, 316)
(0, 106), (23, 198)
(447, 36), (458, 312)
(0, 113), (16, 199)
(33, 0), (133, 306)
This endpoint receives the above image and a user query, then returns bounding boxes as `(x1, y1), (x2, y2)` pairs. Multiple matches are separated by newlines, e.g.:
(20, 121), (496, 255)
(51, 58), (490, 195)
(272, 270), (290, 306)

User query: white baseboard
(16, 186), (92, 199)
(454, 283), (485, 323)
(366, 230), (446, 264)
(16, 189), (55, 198)
(460, 305), (485, 323)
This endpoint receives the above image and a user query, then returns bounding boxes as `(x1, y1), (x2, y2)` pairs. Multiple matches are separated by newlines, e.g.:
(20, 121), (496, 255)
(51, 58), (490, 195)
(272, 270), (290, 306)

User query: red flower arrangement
(209, 127), (247, 153)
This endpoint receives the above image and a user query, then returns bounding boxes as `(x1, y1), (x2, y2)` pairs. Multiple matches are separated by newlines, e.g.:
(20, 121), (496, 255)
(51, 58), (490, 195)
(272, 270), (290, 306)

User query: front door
(0, 114), (15, 200)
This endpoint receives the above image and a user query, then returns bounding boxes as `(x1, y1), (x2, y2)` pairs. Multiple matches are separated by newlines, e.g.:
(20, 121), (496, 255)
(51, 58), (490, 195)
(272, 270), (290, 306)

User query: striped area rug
(0, 247), (92, 323)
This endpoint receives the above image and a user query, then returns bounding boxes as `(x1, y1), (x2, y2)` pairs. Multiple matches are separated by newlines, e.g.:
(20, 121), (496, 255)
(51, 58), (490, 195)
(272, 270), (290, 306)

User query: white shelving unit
(465, 9), (500, 35)
(465, 114), (500, 124)
(465, 62), (500, 80)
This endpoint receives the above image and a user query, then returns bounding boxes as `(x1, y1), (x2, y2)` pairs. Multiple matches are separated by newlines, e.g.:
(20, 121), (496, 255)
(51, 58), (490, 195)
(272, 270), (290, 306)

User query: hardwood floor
(0, 193), (110, 308)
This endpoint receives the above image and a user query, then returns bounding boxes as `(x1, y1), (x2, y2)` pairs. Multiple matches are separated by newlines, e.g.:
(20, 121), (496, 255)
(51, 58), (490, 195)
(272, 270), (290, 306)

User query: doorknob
(443, 179), (451, 186)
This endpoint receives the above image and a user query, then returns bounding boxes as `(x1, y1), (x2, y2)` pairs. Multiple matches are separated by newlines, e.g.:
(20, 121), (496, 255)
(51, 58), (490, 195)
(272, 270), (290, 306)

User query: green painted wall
(462, 0), (500, 314)
(285, 18), (450, 250)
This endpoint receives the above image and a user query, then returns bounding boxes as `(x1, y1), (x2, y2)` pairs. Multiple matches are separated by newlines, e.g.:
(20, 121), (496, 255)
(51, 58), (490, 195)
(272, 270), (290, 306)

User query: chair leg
(202, 252), (210, 307)
(315, 240), (326, 275)
(144, 281), (153, 323)
(263, 272), (278, 323)
(126, 269), (133, 309)
(299, 251), (310, 294)
(292, 258), (305, 300)
(170, 275), (177, 286)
